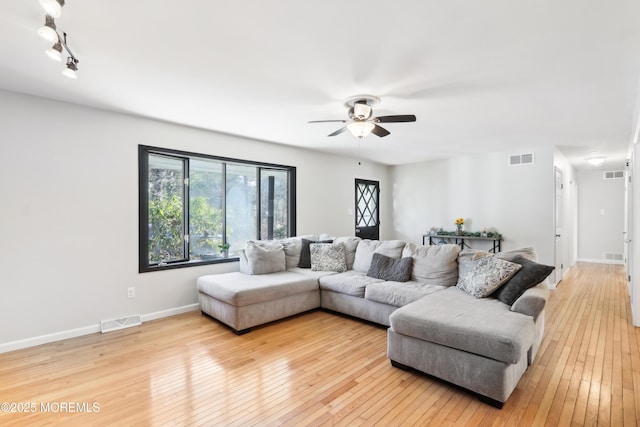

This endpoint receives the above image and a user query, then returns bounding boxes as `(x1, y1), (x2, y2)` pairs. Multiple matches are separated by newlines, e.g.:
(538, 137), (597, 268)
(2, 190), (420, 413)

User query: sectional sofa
(197, 235), (552, 407)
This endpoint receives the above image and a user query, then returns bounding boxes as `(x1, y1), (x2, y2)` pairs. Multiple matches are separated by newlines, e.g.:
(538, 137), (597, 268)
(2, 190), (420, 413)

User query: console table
(424, 234), (502, 253)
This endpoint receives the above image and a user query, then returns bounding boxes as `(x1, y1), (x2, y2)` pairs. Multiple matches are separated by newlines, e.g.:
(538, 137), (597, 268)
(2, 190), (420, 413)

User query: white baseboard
(141, 303), (199, 322)
(0, 303), (200, 354)
(577, 258), (624, 265)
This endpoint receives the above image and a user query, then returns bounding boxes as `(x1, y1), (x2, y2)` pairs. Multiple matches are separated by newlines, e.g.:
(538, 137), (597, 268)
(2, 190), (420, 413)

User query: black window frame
(139, 145), (296, 273)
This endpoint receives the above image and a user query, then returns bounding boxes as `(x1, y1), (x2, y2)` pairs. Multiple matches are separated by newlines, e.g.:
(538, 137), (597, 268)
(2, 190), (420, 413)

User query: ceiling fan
(309, 95), (416, 139)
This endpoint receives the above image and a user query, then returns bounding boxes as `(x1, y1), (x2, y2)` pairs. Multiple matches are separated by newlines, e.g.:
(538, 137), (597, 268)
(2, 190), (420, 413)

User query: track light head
(62, 56), (78, 79)
(39, 0), (64, 19)
(45, 39), (63, 62)
(37, 15), (58, 43)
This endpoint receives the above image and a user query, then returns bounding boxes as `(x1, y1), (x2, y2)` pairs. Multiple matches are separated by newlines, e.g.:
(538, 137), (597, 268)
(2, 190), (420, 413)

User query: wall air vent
(100, 314), (142, 333)
(603, 252), (624, 262)
(603, 170), (624, 180)
(508, 153), (534, 166)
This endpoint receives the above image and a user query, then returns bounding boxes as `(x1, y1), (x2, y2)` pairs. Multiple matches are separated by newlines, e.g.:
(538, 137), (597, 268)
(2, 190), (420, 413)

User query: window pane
(260, 169), (288, 240)
(148, 154), (185, 263)
(189, 159), (223, 260)
(226, 164), (257, 252)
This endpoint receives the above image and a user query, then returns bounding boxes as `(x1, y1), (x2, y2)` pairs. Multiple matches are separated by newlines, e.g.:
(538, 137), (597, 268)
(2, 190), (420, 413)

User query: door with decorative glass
(355, 179), (380, 240)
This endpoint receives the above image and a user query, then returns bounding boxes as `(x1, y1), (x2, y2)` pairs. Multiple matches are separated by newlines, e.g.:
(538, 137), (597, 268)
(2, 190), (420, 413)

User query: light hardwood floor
(1, 262), (639, 426)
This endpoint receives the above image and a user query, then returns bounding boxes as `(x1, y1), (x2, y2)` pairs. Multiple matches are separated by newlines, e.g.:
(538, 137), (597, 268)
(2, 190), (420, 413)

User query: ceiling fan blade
(371, 124), (390, 137)
(374, 115), (417, 123)
(328, 126), (348, 137)
(308, 119), (347, 123)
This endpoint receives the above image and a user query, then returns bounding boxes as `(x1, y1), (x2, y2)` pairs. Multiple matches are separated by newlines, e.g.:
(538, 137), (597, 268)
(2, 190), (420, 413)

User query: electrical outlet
(127, 287), (135, 299)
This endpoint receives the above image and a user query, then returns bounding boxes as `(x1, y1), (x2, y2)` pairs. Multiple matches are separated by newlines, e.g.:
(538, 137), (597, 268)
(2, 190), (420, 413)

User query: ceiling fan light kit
(309, 94), (416, 140)
(348, 122), (376, 139)
(35, 1), (79, 79)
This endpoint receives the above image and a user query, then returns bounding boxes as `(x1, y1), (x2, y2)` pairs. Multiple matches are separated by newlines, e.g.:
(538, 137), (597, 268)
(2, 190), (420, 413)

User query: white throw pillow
(245, 241), (286, 275)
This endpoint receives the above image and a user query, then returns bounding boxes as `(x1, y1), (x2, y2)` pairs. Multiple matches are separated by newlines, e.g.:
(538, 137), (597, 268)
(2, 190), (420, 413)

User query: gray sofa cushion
(278, 237), (304, 269)
(352, 240), (406, 273)
(333, 236), (361, 269)
(389, 287), (536, 364)
(402, 243), (460, 286)
(457, 249), (489, 281)
(197, 271), (319, 306)
(496, 246), (538, 263)
(510, 283), (550, 320)
(367, 253), (413, 282)
(318, 270), (384, 297)
(365, 281), (446, 307)
(245, 241), (286, 275)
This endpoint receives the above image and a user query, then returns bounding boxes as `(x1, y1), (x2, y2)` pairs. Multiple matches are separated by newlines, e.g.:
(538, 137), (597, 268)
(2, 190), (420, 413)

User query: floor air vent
(508, 153), (534, 166)
(100, 314), (142, 333)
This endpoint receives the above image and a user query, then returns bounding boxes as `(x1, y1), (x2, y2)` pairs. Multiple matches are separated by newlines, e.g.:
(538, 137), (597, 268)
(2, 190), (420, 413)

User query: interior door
(625, 158), (633, 296)
(554, 167), (563, 286)
(355, 179), (380, 240)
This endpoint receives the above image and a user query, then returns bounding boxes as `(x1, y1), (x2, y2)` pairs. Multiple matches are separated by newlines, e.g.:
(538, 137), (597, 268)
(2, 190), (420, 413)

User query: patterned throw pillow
(310, 243), (348, 273)
(298, 239), (333, 268)
(457, 255), (522, 298)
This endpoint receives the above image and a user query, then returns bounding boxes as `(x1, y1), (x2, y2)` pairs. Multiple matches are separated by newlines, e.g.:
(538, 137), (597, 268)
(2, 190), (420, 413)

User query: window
(139, 145), (296, 272)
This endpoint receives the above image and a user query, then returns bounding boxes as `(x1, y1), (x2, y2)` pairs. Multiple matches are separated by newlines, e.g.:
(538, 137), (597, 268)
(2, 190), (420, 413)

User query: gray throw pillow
(310, 243), (348, 272)
(492, 255), (554, 305)
(457, 255), (522, 298)
(367, 253), (413, 282)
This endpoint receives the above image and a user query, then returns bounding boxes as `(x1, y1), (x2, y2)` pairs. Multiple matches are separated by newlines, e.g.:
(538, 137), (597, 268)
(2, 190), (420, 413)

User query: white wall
(576, 168), (625, 262)
(0, 90), (391, 349)
(390, 148), (556, 267)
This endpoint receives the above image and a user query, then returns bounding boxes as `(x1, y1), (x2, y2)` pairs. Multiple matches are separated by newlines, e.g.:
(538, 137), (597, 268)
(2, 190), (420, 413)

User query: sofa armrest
(510, 282), (550, 320)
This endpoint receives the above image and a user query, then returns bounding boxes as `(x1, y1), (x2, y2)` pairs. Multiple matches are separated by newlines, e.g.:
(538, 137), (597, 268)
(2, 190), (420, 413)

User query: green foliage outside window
(148, 193), (184, 263)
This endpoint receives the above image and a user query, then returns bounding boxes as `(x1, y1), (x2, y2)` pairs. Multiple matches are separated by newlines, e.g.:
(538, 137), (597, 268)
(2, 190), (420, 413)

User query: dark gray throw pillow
(298, 239), (333, 268)
(492, 255), (554, 305)
(367, 253), (413, 282)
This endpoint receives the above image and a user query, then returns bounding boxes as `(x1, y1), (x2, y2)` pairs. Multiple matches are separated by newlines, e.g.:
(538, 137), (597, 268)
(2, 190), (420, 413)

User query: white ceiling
(1, 1), (639, 168)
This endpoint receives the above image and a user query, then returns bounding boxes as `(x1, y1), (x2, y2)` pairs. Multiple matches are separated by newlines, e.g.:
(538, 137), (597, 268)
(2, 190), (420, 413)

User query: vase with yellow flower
(455, 218), (464, 235)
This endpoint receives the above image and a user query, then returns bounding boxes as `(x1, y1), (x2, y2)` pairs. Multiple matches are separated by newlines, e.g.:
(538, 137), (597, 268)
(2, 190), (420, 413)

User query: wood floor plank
(0, 262), (638, 426)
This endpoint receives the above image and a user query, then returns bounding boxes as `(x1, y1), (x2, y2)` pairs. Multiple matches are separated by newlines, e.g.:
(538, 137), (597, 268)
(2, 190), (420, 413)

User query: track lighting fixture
(45, 38), (62, 62)
(39, 0), (64, 19)
(36, 3), (79, 79)
(62, 56), (78, 79)
(37, 15), (57, 43)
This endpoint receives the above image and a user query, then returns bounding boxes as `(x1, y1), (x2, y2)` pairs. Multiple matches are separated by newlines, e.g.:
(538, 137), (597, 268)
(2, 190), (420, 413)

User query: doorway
(554, 167), (563, 285)
(355, 179), (380, 240)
